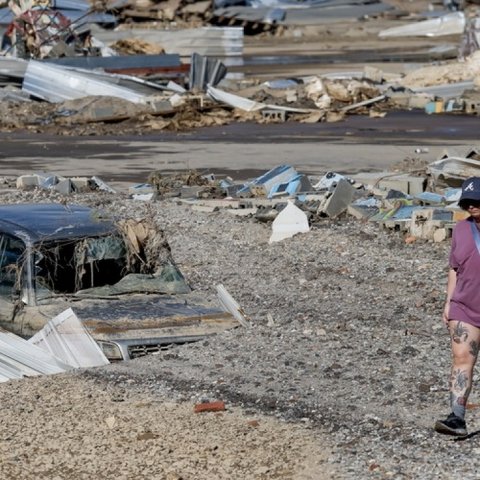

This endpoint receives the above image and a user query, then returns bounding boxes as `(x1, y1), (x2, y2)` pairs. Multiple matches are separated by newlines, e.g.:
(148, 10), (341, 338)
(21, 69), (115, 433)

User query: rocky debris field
(0, 188), (477, 479)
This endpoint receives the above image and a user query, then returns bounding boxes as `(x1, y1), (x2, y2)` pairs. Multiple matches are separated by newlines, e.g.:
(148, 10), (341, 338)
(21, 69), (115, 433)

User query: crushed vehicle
(0, 203), (238, 361)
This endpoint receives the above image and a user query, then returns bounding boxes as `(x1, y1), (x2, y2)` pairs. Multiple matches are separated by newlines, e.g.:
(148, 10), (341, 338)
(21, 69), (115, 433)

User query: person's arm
(443, 268), (457, 326)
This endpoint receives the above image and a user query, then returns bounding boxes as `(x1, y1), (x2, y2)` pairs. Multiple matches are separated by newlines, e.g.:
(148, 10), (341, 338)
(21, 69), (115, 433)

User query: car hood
(33, 293), (239, 341)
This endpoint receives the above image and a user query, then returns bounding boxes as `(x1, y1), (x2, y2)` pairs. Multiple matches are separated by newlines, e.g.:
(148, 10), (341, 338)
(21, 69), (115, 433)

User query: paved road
(0, 111), (477, 190)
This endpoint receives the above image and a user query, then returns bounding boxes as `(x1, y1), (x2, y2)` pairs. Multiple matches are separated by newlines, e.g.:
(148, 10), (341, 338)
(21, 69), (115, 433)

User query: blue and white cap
(460, 177), (480, 202)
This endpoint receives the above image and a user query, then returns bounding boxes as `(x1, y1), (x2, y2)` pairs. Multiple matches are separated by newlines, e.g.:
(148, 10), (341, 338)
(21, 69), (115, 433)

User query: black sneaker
(434, 413), (468, 437)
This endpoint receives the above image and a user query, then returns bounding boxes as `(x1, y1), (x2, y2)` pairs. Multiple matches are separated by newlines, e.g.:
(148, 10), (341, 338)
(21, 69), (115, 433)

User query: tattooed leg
(448, 321), (480, 419)
(450, 368), (471, 419)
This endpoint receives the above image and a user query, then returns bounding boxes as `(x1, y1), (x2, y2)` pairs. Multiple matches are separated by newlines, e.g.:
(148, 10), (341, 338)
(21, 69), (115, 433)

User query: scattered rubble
(2, 145), (478, 246)
(0, 0), (478, 134)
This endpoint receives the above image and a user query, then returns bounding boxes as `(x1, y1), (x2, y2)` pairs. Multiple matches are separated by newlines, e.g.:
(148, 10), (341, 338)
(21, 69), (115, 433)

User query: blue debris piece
(268, 174), (312, 198)
(444, 188), (461, 202)
(414, 191), (446, 204)
(390, 205), (420, 220)
(238, 165), (298, 197)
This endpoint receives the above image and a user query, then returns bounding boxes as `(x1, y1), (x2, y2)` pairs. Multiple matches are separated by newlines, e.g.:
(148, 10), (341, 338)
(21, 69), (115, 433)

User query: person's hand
(443, 301), (450, 329)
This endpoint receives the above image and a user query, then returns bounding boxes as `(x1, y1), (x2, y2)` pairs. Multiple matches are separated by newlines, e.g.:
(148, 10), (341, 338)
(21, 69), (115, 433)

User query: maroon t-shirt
(449, 218), (480, 327)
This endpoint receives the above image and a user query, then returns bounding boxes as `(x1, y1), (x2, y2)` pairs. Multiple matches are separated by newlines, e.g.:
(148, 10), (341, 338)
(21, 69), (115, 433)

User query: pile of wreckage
(10, 147), (480, 244)
(1, 0), (480, 132)
(123, 147), (479, 244)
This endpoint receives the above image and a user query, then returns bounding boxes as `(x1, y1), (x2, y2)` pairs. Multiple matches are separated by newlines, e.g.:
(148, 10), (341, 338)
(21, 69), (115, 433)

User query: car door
(0, 233), (25, 333)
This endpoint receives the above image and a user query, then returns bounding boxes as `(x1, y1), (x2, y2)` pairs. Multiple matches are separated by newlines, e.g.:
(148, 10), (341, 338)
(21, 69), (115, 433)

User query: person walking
(435, 177), (480, 437)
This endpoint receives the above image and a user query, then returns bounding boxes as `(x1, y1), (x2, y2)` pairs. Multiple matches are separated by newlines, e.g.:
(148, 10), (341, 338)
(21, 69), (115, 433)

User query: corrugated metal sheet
(213, 0), (394, 25)
(22, 60), (163, 104)
(29, 308), (109, 369)
(0, 331), (71, 383)
(92, 26), (244, 57)
(0, 57), (28, 79)
(189, 53), (227, 91)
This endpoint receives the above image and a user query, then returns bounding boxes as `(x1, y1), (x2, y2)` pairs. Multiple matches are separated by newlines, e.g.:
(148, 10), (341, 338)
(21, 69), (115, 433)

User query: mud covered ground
(0, 188), (474, 479)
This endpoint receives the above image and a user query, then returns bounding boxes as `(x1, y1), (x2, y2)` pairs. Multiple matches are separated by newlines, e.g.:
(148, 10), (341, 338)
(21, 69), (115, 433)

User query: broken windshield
(34, 234), (190, 300)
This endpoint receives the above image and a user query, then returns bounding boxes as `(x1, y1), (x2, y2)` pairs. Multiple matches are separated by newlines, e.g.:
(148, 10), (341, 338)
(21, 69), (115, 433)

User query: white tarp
(29, 308), (109, 368)
(269, 200), (310, 243)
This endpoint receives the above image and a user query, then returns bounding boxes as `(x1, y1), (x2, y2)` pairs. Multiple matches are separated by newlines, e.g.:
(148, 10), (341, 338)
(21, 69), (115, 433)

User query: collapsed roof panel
(22, 60), (167, 104)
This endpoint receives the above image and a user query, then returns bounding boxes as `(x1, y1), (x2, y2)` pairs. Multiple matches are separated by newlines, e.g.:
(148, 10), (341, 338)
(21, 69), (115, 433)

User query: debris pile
(0, 0), (479, 133)
(5, 144), (480, 245)
(106, 149), (480, 244)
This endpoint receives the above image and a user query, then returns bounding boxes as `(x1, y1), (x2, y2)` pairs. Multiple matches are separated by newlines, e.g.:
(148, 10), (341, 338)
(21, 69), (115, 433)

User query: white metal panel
(0, 331), (71, 382)
(29, 308), (109, 368)
(22, 60), (152, 104)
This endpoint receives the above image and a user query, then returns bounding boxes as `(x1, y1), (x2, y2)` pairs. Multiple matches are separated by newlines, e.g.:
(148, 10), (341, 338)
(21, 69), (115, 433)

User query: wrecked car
(0, 203), (238, 360)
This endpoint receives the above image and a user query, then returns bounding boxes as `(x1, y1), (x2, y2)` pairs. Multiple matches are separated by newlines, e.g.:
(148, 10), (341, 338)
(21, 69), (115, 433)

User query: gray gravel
(0, 188), (475, 479)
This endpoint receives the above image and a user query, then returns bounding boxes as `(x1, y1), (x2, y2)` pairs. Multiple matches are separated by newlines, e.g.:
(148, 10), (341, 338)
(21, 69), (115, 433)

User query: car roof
(0, 203), (117, 244)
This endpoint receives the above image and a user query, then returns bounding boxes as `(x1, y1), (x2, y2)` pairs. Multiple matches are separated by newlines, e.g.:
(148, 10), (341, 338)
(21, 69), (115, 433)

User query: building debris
(22, 60), (172, 105)
(269, 200), (310, 243)
(0, 307), (109, 383)
(0, 329), (72, 382)
(16, 172), (116, 194)
(207, 85), (313, 114)
(212, 0), (396, 31)
(0, 0), (477, 134)
(239, 165), (299, 197)
(378, 11), (465, 38)
(92, 26), (244, 58)
(28, 308), (110, 369)
(216, 284), (250, 328)
(319, 178), (356, 218)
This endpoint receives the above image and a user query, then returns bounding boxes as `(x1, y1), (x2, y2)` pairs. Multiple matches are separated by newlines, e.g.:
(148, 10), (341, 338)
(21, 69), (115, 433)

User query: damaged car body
(0, 203), (238, 360)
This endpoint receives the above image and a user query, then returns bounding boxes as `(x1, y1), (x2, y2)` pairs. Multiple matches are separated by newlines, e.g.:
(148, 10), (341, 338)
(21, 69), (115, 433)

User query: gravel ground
(0, 188), (476, 479)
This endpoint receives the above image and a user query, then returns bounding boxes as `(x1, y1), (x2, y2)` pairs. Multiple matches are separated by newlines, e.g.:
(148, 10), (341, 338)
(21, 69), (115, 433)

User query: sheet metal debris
(22, 60), (167, 104)
(0, 330), (71, 382)
(29, 308), (110, 368)
(165, 151), (477, 244)
(378, 12), (465, 38)
(207, 85), (313, 113)
(216, 284), (250, 327)
(269, 200), (310, 243)
(16, 172), (116, 194)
